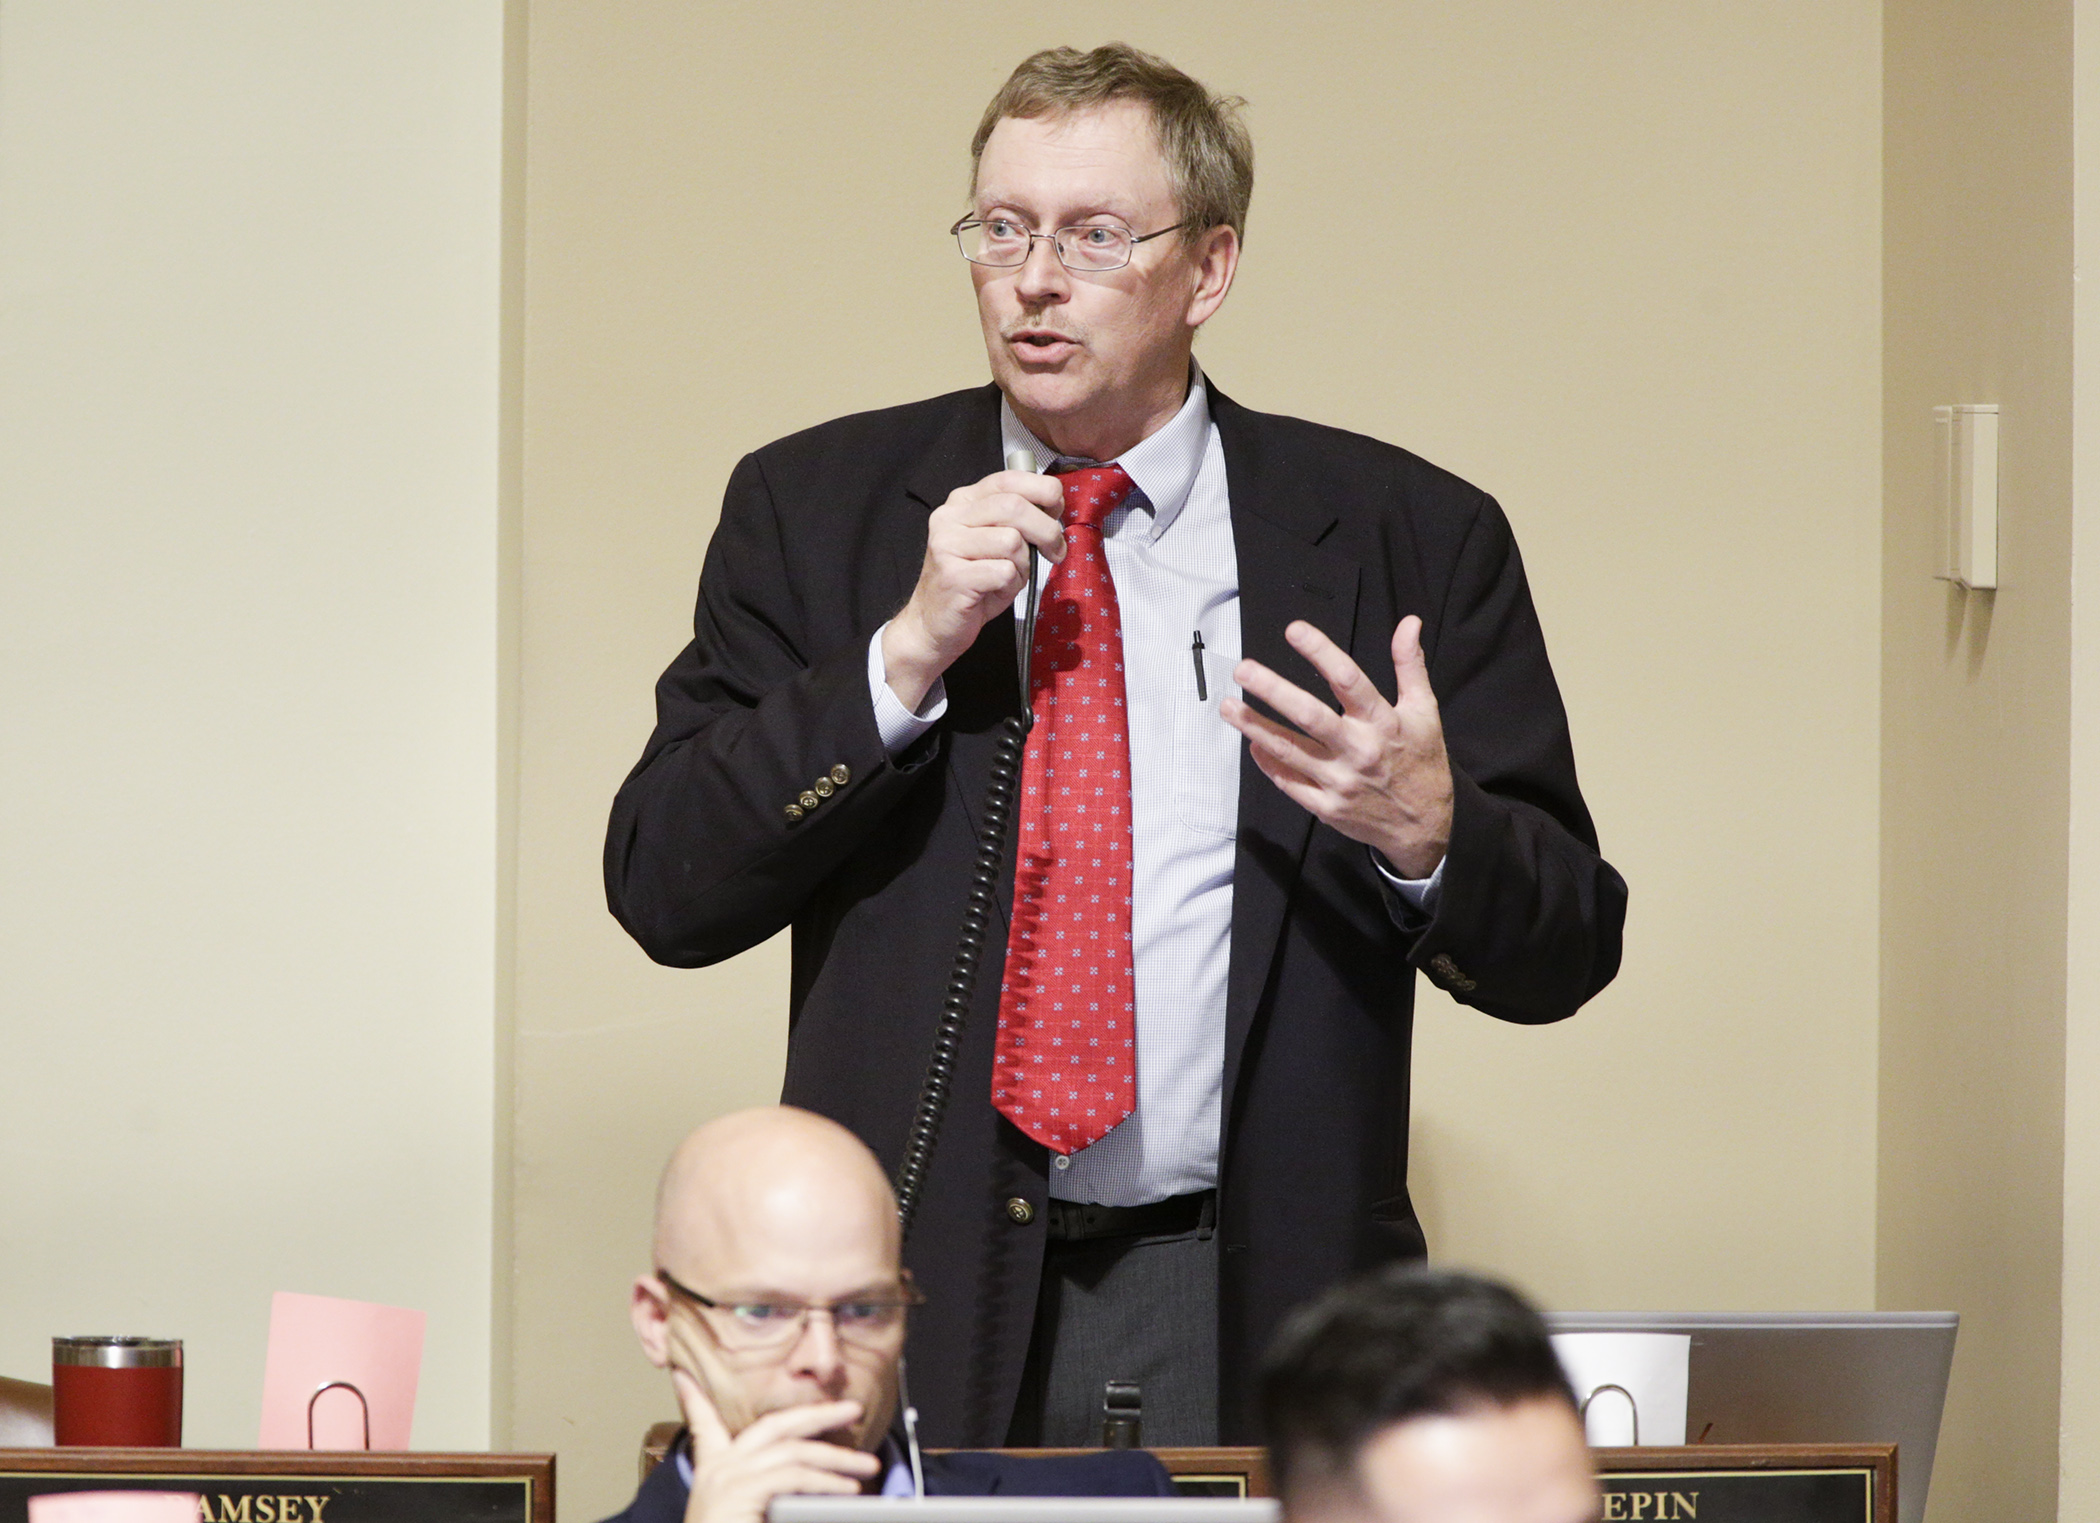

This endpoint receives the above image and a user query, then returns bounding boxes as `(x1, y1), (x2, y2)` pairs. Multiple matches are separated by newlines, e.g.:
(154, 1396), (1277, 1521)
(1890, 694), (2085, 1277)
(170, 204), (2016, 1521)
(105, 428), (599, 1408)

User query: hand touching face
(666, 1344), (880, 1523)
(636, 1272), (908, 1523)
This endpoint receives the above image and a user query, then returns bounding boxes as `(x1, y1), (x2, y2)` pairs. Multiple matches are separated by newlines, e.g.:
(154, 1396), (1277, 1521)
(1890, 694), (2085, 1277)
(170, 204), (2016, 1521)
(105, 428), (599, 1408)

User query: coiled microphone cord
(893, 709), (1027, 1238)
(894, 450), (1043, 1239)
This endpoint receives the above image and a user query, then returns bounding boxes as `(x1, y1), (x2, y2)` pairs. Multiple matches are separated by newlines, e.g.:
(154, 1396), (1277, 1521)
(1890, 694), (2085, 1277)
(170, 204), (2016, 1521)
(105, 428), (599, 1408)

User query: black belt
(1044, 1189), (1216, 1243)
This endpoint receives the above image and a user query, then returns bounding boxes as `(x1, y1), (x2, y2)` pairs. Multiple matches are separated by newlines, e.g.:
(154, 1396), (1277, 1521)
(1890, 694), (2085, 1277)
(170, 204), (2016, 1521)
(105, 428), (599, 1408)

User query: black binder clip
(1101, 1379), (1141, 1449)
(307, 1380), (372, 1450)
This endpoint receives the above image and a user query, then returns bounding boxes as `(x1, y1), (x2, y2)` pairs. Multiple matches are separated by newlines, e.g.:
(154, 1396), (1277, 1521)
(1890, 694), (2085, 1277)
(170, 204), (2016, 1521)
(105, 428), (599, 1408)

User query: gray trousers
(1006, 1225), (1220, 1447)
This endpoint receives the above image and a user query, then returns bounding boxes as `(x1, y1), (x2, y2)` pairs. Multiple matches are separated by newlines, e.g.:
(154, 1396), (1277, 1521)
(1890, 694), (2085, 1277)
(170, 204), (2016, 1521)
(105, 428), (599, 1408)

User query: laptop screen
(772, 1501), (1280, 1523)
(1546, 1309), (1957, 1523)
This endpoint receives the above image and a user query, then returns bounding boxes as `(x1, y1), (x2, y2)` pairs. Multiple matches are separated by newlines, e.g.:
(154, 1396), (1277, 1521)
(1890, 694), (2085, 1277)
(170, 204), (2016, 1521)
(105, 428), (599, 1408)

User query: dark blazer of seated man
(1259, 1266), (1599, 1523)
(603, 1106), (1173, 1523)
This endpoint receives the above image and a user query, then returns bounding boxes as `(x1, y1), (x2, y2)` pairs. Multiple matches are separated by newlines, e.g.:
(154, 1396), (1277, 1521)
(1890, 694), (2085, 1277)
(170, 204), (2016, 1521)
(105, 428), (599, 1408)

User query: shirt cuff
(868, 623), (947, 755)
(1373, 850), (1444, 913)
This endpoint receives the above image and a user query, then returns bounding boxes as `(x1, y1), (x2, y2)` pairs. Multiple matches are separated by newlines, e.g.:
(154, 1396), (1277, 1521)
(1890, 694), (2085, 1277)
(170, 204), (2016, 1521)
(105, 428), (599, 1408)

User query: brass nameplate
(1595, 1444), (1893, 1523)
(0, 1450), (553, 1523)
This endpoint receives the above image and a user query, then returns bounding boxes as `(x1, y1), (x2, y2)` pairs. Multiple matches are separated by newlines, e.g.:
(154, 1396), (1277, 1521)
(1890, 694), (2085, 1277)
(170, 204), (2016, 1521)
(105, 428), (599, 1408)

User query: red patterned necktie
(992, 463), (1139, 1156)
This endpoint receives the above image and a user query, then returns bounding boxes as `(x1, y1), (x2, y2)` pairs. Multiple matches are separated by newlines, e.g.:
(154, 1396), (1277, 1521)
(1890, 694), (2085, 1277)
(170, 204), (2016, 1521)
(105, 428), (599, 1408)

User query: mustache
(1001, 317), (1085, 344)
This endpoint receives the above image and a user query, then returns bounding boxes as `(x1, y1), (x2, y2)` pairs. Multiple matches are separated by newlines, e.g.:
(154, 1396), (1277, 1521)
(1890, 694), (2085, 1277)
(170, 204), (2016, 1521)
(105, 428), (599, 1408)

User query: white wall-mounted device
(1934, 404), (1999, 590)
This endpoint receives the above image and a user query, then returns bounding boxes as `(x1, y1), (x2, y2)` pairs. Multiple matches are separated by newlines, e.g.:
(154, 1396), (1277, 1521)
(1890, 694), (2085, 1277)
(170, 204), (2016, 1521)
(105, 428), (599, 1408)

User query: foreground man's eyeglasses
(951, 215), (1188, 272)
(656, 1267), (923, 1350)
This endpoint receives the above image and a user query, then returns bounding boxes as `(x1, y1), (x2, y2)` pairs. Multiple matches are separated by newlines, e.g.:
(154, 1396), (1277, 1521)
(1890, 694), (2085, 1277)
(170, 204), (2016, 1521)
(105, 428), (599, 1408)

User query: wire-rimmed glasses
(656, 1267), (923, 1353)
(951, 215), (1188, 272)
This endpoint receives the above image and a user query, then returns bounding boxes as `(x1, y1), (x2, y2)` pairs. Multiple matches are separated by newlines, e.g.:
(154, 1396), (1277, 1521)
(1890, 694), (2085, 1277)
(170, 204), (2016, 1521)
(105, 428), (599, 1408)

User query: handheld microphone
(1005, 448), (1041, 720)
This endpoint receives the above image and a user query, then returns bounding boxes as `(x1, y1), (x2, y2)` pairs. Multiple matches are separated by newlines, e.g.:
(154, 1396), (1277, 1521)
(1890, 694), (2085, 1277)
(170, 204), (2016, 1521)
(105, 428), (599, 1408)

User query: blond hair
(970, 44), (1254, 241)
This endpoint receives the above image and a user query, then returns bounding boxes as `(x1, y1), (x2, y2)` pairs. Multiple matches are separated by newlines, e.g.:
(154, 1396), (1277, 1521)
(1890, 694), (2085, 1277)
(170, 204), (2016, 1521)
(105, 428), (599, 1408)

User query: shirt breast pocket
(1174, 697), (1240, 839)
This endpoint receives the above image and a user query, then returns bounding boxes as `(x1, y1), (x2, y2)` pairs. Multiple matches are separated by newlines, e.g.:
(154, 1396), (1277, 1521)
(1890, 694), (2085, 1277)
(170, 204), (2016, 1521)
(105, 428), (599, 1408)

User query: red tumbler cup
(52, 1337), (183, 1446)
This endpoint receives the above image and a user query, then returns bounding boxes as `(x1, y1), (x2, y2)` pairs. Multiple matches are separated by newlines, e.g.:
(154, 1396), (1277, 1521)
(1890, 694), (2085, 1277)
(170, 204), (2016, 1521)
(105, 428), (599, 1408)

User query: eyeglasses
(951, 215), (1188, 272)
(656, 1267), (924, 1352)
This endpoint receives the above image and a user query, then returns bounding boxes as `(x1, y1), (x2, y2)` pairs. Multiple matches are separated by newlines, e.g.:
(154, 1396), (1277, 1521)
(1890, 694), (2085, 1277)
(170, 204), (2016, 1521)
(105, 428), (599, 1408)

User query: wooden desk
(0, 1449), (554, 1523)
(640, 1429), (1891, 1518)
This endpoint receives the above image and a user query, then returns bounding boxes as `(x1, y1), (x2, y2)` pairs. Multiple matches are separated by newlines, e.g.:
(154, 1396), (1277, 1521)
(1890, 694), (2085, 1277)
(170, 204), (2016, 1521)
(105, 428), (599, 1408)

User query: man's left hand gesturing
(1223, 616), (1454, 881)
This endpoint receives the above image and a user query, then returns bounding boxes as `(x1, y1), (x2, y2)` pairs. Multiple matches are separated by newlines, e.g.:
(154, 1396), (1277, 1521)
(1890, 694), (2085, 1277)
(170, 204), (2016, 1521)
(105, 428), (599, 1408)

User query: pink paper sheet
(258, 1291), (424, 1450)
(29, 1494), (200, 1523)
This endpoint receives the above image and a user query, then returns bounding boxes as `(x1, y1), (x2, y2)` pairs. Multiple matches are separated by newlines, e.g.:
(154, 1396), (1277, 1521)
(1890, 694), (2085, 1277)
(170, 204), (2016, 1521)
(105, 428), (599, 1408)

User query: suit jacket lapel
(1211, 388), (1362, 1136)
(899, 384), (1007, 602)
(903, 386), (1024, 927)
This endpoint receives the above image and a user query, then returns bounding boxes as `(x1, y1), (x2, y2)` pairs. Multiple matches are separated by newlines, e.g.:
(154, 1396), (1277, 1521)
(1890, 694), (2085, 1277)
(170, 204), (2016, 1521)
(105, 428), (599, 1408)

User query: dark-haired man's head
(1259, 1266), (1599, 1523)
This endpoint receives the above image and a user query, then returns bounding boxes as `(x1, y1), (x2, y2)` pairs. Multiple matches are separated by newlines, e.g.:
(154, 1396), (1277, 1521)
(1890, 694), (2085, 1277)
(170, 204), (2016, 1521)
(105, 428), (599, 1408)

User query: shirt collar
(999, 361), (1213, 541)
(878, 1435), (916, 1497)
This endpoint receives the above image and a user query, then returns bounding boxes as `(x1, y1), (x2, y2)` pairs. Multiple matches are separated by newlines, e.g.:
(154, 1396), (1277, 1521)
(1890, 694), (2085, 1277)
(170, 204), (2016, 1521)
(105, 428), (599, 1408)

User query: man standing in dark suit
(608, 1107), (1173, 1523)
(606, 44), (1625, 1453)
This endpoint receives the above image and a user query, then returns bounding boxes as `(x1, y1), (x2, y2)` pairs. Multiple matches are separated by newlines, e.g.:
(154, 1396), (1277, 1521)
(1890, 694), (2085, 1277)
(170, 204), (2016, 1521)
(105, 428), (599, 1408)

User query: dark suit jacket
(600, 1440), (1176, 1523)
(606, 381), (1627, 1445)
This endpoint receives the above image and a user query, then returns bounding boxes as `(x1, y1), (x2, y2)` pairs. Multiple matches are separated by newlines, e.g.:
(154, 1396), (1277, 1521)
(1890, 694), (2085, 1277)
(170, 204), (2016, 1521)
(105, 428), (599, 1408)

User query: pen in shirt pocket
(1190, 630), (1208, 701)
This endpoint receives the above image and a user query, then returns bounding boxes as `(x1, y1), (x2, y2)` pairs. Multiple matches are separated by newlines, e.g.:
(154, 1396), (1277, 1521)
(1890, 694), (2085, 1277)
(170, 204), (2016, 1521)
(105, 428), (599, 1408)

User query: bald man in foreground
(604, 1107), (1174, 1523)
(1260, 1267), (1598, 1523)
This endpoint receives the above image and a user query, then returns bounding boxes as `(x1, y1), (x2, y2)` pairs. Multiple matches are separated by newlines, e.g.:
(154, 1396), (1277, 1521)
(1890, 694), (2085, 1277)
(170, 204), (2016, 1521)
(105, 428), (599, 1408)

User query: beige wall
(514, 4), (1883, 1515)
(2066, 5), (2100, 1515)
(0, 3), (506, 1449)
(16, 4), (2099, 1517)
(1881, 2), (2075, 1519)
(1388, 10), (1884, 1310)
(2058, 2), (2100, 1512)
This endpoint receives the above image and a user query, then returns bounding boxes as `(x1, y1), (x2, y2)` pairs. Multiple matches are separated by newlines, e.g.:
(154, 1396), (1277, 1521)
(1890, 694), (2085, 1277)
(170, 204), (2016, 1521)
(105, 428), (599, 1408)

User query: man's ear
(1184, 223), (1240, 330)
(631, 1273), (673, 1368)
